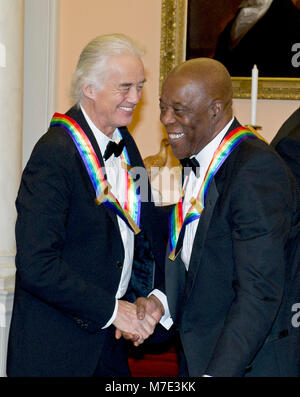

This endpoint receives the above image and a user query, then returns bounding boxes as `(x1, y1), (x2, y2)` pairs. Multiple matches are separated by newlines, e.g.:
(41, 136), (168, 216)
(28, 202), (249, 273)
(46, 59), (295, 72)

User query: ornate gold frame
(160, 0), (300, 99)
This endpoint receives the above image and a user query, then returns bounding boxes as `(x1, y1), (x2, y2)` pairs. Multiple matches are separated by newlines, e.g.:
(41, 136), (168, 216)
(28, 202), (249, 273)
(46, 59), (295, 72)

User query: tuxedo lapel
(165, 249), (186, 324)
(165, 177), (220, 323)
(118, 127), (141, 167)
(66, 106), (105, 168)
(185, 178), (219, 298)
(65, 106), (119, 230)
(184, 118), (242, 299)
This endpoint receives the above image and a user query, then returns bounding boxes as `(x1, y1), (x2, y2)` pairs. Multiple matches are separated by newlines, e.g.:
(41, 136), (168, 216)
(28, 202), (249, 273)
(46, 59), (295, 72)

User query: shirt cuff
(101, 298), (118, 329)
(150, 289), (173, 330)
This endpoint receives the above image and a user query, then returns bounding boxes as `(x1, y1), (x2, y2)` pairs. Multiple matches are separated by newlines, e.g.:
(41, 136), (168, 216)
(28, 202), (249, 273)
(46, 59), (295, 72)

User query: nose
(127, 86), (142, 104)
(160, 106), (176, 126)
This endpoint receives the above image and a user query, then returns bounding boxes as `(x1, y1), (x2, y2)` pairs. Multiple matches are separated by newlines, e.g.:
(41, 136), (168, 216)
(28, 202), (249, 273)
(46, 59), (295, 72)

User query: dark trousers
(93, 326), (131, 377)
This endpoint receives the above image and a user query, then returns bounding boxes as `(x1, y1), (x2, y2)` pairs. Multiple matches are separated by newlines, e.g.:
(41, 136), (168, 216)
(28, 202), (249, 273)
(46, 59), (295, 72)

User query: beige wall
(56, 0), (299, 161)
(233, 98), (299, 143)
(56, 0), (164, 159)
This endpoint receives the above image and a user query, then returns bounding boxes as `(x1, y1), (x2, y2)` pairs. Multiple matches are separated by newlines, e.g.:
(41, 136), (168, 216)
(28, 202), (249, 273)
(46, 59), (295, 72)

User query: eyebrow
(119, 79), (146, 88)
(159, 98), (186, 107)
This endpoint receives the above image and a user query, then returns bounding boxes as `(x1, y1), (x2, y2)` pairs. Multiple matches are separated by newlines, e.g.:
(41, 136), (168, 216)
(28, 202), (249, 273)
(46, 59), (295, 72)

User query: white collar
(80, 104), (119, 155)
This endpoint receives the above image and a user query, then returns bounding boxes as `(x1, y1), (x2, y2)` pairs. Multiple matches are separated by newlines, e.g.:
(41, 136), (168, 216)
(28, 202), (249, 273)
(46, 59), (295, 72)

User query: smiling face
(82, 54), (145, 137)
(160, 58), (233, 159)
(160, 74), (216, 159)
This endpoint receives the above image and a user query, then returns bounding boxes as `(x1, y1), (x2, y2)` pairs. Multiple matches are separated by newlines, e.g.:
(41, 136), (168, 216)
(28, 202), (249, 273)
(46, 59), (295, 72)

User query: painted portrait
(186, 0), (300, 78)
(160, 0), (300, 99)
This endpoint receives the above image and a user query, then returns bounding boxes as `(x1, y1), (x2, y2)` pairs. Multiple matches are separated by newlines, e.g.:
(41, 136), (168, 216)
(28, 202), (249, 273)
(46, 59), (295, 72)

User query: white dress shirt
(181, 118), (234, 269)
(81, 105), (134, 328)
(153, 118), (234, 328)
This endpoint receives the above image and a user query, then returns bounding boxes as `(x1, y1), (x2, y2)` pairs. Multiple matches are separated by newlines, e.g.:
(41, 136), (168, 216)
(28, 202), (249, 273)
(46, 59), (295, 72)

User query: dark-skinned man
(121, 58), (300, 377)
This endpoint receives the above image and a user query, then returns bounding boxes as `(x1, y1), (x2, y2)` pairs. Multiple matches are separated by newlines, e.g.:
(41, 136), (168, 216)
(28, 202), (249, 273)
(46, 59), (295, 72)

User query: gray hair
(70, 33), (145, 105)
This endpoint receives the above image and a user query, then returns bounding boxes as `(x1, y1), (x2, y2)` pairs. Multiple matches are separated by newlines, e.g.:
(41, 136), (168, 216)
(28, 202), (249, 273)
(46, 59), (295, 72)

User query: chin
(114, 119), (130, 128)
(170, 149), (185, 160)
(169, 142), (190, 160)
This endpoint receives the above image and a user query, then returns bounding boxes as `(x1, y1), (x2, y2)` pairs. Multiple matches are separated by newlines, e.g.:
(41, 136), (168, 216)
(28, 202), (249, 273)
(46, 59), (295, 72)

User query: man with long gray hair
(7, 33), (166, 376)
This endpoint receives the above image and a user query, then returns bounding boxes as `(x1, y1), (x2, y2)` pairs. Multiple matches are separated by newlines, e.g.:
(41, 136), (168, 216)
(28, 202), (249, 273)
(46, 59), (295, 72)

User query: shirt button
(116, 261), (123, 269)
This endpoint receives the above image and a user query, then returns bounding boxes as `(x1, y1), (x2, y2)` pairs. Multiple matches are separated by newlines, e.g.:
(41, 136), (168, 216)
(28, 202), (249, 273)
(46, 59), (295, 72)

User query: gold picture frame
(160, 0), (300, 99)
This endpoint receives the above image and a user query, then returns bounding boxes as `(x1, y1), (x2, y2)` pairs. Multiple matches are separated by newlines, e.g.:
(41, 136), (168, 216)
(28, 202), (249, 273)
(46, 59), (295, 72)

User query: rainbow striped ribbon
(50, 113), (141, 234)
(169, 126), (264, 260)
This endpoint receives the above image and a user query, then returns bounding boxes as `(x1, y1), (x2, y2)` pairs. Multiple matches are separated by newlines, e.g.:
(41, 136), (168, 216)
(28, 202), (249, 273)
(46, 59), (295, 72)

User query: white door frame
(22, 0), (57, 167)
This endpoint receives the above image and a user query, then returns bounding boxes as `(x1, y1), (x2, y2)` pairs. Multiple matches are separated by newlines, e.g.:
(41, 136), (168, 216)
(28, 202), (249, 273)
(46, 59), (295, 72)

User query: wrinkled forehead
(105, 54), (144, 73)
(101, 54), (145, 85)
(161, 73), (206, 103)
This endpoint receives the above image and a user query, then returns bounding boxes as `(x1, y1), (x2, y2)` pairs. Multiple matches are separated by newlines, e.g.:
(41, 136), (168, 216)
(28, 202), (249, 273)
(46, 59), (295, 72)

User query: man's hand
(135, 295), (165, 322)
(113, 300), (158, 346)
(115, 295), (164, 346)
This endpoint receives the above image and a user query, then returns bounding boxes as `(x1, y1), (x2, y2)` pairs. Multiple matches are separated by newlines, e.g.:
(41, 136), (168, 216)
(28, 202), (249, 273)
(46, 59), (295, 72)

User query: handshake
(113, 295), (164, 346)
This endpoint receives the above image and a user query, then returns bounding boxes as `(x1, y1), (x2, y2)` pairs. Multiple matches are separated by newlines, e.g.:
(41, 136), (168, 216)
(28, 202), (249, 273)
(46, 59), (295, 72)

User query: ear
(82, 84), (96, 100)
(209, 101), (223, 121)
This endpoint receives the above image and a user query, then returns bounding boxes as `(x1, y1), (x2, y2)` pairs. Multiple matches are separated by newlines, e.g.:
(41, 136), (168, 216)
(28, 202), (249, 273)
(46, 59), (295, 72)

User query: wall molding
(0, 290), (14, 377)
(22, 0), (58, 167)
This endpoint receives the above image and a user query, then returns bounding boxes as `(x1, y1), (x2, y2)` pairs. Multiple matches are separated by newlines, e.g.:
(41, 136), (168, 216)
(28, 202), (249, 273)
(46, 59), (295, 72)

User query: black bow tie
(180, 157), (200, 177)
(103, 139), (125, 161)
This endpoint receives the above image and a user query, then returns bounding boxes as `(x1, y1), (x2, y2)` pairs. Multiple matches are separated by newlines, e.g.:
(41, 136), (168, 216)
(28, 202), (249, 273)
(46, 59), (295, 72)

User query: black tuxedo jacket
(7, 106), (168, 376)
(271, 107), (300, 188)
(165, 119), (300, 376)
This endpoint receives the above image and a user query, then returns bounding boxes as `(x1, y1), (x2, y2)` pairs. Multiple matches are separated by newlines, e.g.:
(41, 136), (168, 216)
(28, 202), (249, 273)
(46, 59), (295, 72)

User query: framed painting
(160, 0), (300, 99)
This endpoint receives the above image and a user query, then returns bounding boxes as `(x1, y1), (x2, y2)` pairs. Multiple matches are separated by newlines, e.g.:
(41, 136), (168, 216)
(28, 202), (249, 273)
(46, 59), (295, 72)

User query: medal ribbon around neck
(169, 126), (265, 260)
(50, 113), (141, 234)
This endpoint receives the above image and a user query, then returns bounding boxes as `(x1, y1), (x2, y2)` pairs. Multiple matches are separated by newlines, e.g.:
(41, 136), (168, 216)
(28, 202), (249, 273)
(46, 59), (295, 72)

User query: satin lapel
(165, 248), (186, 324)
(185, 178), (219, 298)
(118, 127), (142, 168)
(65, 106), (119, 230)
(66, 106), (105, 168)
(118, 126), (153, 222)
(184, 118), (242, 299)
